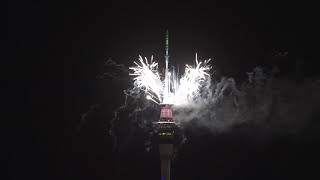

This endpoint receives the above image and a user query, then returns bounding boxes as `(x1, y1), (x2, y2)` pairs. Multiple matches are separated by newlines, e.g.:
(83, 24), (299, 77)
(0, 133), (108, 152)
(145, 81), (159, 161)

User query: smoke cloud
(174, 66), (320, 136)
(80, 58), (320, 152)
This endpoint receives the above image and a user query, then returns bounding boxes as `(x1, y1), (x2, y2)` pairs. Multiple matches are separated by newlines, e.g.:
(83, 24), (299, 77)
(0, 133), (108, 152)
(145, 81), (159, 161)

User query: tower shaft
(159, 144), (173, 180)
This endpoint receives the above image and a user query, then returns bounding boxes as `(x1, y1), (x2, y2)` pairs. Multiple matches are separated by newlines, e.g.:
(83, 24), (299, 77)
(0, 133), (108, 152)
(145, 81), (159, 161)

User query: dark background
(8, 1), (319, 180)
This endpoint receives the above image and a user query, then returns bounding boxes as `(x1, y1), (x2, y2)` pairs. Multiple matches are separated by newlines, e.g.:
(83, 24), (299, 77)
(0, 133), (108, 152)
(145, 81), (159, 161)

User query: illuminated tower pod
(157, 30), (177, 180)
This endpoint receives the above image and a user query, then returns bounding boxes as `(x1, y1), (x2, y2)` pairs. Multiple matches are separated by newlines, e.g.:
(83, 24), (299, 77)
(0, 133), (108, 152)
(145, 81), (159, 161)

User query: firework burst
(129, 54), (212, 106)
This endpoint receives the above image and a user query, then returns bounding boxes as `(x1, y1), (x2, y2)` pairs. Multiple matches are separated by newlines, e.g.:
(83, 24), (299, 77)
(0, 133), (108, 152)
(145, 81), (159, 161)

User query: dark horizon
(8, 1), (320, 180)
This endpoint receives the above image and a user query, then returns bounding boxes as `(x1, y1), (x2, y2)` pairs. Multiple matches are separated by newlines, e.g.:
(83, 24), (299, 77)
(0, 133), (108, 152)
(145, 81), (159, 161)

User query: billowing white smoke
(174, 66), (320, 135)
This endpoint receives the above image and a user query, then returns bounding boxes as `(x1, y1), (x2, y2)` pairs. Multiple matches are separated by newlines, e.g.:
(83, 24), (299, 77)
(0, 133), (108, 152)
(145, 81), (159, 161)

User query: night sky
(8, 1), (320, 180)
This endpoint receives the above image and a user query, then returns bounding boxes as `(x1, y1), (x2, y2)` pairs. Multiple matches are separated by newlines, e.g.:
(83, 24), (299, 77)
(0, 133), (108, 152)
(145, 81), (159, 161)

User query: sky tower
(157, 30), (177, 180)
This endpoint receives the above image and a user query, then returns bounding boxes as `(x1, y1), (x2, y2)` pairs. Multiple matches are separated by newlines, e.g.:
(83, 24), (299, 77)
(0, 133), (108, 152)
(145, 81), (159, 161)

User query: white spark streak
(129, 55), (163, 103)
(129, 54), (211, 106)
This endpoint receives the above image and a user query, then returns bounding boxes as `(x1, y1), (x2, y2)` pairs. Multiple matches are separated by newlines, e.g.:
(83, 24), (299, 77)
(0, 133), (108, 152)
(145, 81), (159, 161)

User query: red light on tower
(160, 104), (173, 121)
